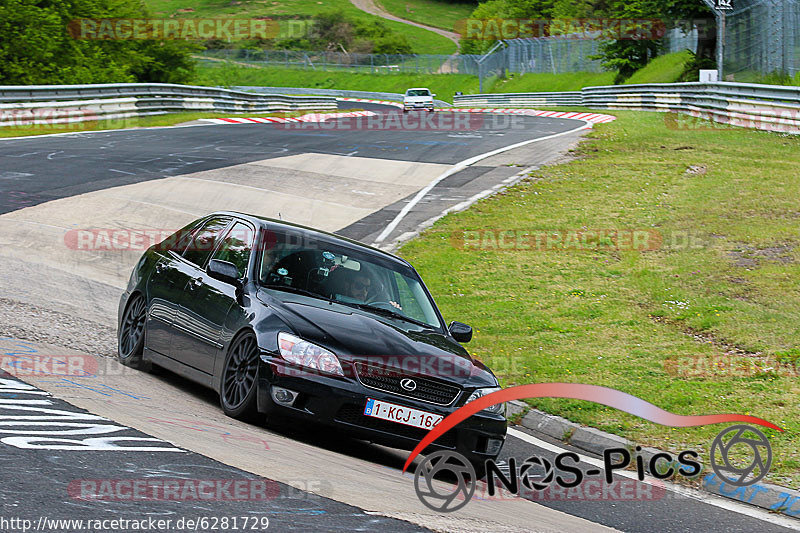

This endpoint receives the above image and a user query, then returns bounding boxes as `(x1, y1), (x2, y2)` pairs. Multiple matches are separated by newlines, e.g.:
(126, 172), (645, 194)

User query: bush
(0, 0), (196, 84)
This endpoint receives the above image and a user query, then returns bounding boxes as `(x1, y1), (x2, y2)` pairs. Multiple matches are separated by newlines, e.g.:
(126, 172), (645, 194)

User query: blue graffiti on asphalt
(0, 338), (96, 377)
(38, 378), (150, 400)
(703, 473), (800, 516)
(1, 337), (147, 398)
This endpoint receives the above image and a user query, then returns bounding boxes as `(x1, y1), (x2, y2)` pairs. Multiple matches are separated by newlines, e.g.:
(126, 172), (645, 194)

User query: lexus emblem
(400, 378), (417, 392)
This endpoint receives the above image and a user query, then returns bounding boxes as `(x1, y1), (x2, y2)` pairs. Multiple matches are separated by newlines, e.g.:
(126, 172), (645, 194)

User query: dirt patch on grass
(651, 315), (761, 357)
(727, 243), (795, 268)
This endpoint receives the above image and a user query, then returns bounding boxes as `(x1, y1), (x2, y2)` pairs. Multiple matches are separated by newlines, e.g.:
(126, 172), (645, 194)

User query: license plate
(364, 398), (443, 430)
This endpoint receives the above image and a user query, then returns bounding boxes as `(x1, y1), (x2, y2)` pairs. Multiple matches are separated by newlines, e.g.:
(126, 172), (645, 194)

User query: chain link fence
(200, 48), (482, 75)
(723, 0), (800, 79)
(199, 42), (604, 77)
(504, 38), (603, 74)
(200, 7), (800, 81)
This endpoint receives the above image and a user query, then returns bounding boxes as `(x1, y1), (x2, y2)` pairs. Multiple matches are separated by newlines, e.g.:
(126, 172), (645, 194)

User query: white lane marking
(373, 122), (590, 243)
(0, 378), (184, 452)
(507, 428), (800, 530)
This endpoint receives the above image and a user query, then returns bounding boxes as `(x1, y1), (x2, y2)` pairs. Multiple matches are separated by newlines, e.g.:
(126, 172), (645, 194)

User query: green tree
(592, 0), (715, 82)
(0, 0), (196, 84)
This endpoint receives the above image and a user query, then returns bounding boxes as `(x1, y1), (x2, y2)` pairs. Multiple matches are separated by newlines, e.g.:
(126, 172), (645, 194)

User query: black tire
(117, 294), (151, 371)
(220, 333), (260, 421)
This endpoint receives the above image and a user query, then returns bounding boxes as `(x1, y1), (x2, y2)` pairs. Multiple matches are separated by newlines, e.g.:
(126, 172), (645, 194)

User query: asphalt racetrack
(0, 102), (796, 532)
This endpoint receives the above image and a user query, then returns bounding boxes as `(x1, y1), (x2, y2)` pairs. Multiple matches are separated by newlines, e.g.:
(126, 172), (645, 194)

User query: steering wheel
(365, 299), (402, 311)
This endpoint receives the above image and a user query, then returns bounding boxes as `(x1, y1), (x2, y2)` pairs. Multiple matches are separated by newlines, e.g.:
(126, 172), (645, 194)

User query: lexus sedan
(117, 211), (506, 471)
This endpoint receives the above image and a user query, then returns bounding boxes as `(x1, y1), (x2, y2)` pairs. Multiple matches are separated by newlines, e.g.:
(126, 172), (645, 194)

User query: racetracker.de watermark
(277, 113), (527, 131)
(0, 354), (99, 377)
(67, 18), (299, 40)
(273, 354), (483, 380)
(68, 479), (280, 501)
(666, 354), (800, 378)
(0, 109), (120, 131)
(473, 476), (667, 502)
(455, 18), (717, 40)
(450, 229), (711, 252)
(665, 110), (800, 134)
(63, 227), (308, 252)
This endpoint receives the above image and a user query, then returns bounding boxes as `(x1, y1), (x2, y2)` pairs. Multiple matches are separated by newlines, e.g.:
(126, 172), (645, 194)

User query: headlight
(277, 332), (343, 377)
(466, 387), (504, 415)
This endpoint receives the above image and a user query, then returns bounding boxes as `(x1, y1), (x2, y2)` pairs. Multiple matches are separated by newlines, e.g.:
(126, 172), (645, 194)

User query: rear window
(406, 89), (430, 97)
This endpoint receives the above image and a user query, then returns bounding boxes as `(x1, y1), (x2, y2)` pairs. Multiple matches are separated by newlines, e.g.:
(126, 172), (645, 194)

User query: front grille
(354, 363), (461, 406)
(335, 404), (456, 448)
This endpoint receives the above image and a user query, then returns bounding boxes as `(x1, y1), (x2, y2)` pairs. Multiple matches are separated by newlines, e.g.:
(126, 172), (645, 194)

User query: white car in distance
(403, 88), (435, 112)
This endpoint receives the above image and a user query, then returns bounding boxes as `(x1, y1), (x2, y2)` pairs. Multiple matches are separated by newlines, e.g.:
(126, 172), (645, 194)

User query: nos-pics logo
(414, 424), (772, 513)
(402, 384), (781, 513)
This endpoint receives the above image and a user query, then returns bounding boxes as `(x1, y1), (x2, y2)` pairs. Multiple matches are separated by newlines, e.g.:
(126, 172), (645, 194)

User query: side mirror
(432, 93), (437, 97)
(207, 259), (240, 286)
(448, 321), (473, 343)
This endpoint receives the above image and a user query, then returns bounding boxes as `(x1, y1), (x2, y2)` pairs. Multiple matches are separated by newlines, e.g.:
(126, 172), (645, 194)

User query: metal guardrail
(233, 86), (452, 108)
(0, 83), (337, 127)
(453, 91), (582, 107)
(454, 82), (800, 133)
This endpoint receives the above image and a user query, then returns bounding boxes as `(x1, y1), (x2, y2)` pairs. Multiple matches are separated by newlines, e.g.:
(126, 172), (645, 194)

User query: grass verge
(624, 51), (693, 85)
(0, 109), (336, 139)
(398, 110), (800, 486)
(143, 0), (456, 54)
(375, 0), (475, 31)
(492, 71), (616, 92)
(194, 64), (479, 100)
(194, 59), (686, 98)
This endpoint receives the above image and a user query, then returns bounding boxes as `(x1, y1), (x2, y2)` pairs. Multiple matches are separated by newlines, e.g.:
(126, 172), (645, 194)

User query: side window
(182, 217), (230, 268)
(211, 222), (254, 278)
(392, 272), (426, 323)
(156, 219), (201, 254)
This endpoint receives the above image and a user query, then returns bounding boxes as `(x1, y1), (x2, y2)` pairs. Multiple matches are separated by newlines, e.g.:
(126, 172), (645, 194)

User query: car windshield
(257, 227), (442, 329)
(406, 89), (430, 97)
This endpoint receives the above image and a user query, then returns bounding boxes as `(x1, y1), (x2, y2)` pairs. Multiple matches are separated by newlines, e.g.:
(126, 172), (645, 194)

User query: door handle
(155, 262), (165, 274)
(188, 277), (202, 290)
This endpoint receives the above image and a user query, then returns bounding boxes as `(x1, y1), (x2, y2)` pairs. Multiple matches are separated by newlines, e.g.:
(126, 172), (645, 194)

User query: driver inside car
(334, 267), (402, 310)
(343, 271), (372, 302)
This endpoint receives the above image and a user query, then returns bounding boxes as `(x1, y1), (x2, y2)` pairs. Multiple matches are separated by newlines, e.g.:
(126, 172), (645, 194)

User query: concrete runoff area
(0, 337), (617, 533)
(0, 153), (449, 312)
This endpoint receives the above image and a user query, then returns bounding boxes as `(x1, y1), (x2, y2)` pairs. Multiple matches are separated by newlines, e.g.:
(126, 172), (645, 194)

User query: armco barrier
(0, 83), (337, 127)
(454, 82), (800, 134)
(233, 86), (452, 108)
(450, 91), (583, 107)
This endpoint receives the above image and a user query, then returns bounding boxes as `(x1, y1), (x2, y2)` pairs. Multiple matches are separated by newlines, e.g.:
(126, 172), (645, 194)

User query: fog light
(486, 438), (504, 456)
(271, 386), (298, 406)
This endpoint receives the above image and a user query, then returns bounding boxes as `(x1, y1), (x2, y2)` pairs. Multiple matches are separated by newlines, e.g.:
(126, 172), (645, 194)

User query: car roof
(406, 88), (431, 91)
(210, 211), (412, 268)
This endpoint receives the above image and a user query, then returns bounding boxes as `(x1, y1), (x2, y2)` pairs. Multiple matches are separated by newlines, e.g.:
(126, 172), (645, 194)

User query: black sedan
(117, 211), (506, 471)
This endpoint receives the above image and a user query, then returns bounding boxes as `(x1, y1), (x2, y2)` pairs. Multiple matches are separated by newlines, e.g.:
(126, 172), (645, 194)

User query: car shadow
(146, 363), (419, 475)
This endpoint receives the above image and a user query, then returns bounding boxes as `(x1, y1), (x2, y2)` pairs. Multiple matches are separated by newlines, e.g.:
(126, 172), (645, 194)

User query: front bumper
(257, 357), (506, 464)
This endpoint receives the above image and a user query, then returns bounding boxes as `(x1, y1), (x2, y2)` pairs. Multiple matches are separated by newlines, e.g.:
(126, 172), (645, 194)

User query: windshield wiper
(262, 284), (332, 303)
(351, 303), (435, 329)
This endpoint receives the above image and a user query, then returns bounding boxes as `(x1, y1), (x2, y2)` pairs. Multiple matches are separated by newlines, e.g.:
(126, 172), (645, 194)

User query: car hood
(257, 289), (497, 387)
